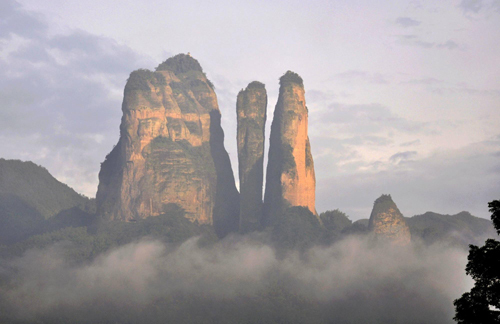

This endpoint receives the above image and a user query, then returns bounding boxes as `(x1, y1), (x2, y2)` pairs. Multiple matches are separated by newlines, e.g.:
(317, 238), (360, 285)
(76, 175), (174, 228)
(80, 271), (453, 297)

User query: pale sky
(1, 0), (499, 220)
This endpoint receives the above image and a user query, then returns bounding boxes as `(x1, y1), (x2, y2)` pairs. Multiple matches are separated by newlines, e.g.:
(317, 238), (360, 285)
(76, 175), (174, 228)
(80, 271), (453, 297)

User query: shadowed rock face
(263, 71), (316, 226)
(96, 54), (239, 237)
(237, 82), (267, 233)
(368, 194), (411, 245)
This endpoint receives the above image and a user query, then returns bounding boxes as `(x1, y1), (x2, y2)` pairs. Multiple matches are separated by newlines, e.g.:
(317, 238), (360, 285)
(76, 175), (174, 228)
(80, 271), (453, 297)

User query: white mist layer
(1, 236), (472, 323)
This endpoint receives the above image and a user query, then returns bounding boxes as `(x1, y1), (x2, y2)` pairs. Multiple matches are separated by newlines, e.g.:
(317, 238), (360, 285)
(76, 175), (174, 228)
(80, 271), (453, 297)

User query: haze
(1, 0), (499, 220)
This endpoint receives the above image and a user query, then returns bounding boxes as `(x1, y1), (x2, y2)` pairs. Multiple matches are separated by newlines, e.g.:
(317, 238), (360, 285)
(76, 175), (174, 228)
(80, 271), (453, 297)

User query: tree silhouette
(454, 200), (500, 323)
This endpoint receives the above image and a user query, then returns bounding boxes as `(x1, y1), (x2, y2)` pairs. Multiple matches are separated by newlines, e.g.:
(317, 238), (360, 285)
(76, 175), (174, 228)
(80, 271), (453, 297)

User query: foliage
(371, 194), (396, 215)
(156, 54), (203, 74)
(282, 143), (297, 177)
(279, 70), (304, 87)
(170, 81), (200, 113)
(454, 200), (500, 323)
(125, 69), (156, 92)
(341, 220), (370, 235)
(305, 139), (314, 169)
(0, 159), (90, 220)
(407, 211), (495, 247)
(272, 206), (325, 251)
(0, 208), (217, 262)
(320, 209), (352, 233)
(246, 80), (265, 90)
(124, 69), (164, 107)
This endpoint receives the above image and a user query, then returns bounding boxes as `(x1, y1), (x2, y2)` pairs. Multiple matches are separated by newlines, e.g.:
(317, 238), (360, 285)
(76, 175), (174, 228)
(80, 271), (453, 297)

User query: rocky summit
(263, 71), (316, 225)
(96, 54), (239, 237)
(237, 81), (267, 233)
(368, 194), (411, 245)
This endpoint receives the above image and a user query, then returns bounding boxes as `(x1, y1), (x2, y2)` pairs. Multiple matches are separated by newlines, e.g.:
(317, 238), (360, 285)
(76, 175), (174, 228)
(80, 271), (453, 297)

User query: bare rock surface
(263, 71), (316, 225)
(96, 54), (239, 237)
(368, 194), (411, 245)
(237, 81), (267, 233)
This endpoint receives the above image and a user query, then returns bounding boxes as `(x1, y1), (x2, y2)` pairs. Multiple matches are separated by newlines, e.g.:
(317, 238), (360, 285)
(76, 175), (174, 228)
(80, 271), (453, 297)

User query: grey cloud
(403, 77), (499, 96)
(316, 137), (500, 220)
(400, 139), (421, 147)
(0, 0), (151, 196)
(0, 236), (470, 323)
(494, 0), (500, 11)
(404, 77), (443, 85)
(460, 0), (484, 13)
(396, 34), (435, 48)
(437, 40), (460, 50)
(429, 84), (500, 96)
(396, 35), (462, 50)
(459, 0), (500, 14)
(312, 103), (426, 135)
(389, 151), (418, 164)
(395, 17), (421, 27)
(0, 0), (47, 39)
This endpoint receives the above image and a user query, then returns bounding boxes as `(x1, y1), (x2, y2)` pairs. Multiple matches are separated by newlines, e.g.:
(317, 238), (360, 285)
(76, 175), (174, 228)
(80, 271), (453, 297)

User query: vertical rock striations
(237, 81), (267, 233)
(263, 71), (316, 226)
(96, 54), (239, 237)
(368, 194), (411, 245)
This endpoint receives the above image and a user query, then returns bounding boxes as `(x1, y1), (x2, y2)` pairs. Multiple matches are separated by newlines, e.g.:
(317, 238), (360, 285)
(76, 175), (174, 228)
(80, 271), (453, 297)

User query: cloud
(389, 151), (418, 164)
(437, 40), (460, 50)
(400, 139), (421, 147)
(395, 35), (462, 50)
(395, 17), (421, 27)
(460, 0), (484, 13)
(0, 236), (471, 323)
(0, 1), (152, 196)
(402, 77), (500, 97)
(404, 77), (443, 85)
(0, 0), (47, 39)
(311, 103), (426, 135)
(316, 137), (500, 220)
(459, 0), (500, 14)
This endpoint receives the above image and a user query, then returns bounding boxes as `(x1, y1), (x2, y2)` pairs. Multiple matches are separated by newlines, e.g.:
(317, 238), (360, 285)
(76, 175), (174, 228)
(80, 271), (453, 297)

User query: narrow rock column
(263, 71), (316, 226)
(237, 81), (267, 233)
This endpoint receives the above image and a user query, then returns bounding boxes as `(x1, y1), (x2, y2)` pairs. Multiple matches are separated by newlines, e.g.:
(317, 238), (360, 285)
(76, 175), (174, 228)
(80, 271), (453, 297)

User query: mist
(0, 235), (471, 324)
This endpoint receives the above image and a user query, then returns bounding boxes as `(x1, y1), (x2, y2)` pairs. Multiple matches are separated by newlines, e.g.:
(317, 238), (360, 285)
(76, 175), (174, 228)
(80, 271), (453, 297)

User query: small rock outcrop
(263, 71), (316, 225)
(368, 194), (411, 245)
(96, 54), (239, 237)
(237, 81), (267, 233)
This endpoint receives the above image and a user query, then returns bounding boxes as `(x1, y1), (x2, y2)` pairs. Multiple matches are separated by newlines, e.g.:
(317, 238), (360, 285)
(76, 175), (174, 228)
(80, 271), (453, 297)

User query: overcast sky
(1, 0), (499, 220)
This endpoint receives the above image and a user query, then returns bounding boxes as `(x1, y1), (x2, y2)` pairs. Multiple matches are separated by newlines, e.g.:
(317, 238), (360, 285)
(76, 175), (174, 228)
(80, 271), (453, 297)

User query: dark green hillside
(406, 211), (495, 247)
(320, 209), (352, 234)
(0, 159), (90, 219)
(0, 207), (217, 262)
(0, 159), (93, 244)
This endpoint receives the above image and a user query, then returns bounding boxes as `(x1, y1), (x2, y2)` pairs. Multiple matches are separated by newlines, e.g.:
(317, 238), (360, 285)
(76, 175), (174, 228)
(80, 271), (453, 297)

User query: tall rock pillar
(237, 81), (267, 233)
(96, 54), (239, 237)
(263, 71), (316, 226)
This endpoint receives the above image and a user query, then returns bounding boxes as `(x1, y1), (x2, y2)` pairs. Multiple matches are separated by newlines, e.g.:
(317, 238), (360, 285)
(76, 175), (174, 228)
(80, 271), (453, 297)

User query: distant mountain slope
(0, 159), (88, 219)
(0, 159), (92, 244)
(405, 211), (495, 246)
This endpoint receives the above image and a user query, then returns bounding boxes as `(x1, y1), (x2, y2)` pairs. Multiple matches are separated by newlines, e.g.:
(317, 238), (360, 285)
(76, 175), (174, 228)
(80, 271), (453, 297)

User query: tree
(454, 200), (500, 323)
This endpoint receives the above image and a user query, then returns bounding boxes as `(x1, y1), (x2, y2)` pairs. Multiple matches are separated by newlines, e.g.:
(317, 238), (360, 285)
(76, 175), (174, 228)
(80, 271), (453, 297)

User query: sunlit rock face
(237, 81), (267, 233)
(263, 71), (316, 226)
(96, 54), (239, 237)
(368, 194), (411, 245)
